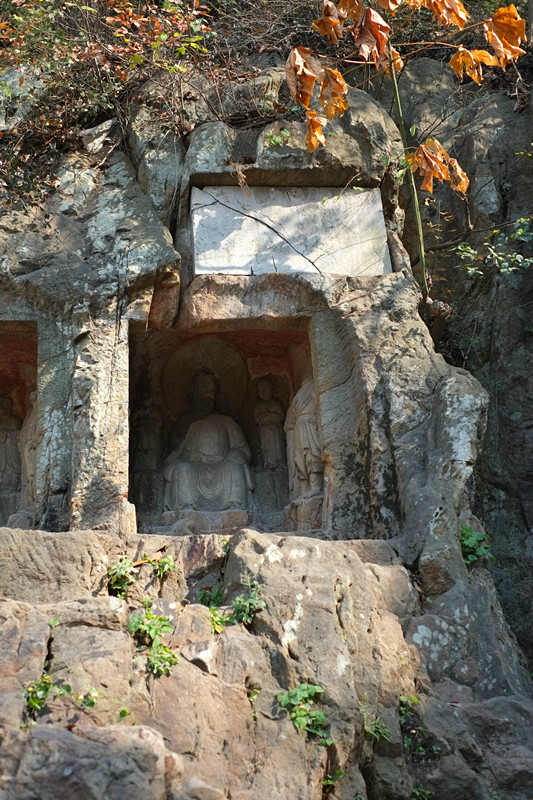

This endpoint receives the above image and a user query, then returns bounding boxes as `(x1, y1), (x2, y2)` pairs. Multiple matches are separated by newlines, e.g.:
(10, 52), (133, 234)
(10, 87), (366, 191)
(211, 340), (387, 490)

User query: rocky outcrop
(370, 57), (533, 664)
(0, 54), (532, 800)
(1, 528), (532, 800)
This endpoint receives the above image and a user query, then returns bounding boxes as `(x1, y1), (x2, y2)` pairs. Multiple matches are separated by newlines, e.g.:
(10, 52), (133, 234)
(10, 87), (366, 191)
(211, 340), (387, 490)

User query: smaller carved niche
(0, 325), (38, 526)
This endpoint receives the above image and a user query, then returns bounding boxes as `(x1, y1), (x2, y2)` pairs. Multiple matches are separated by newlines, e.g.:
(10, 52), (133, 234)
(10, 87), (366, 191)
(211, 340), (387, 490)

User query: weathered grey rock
(127, 106), (185, 228)
(0, 528), (109, 602)
(373, 57), (533, 663)
(0, 725), (170, 800)
(0, 599), (49, 726)
(1, 529), (532, 799)
(1, 54), (532, 800)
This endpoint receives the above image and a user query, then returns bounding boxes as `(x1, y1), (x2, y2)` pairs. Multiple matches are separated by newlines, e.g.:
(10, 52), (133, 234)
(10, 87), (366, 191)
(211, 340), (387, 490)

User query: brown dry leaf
(338, 0), (364, 25)
(351, 7), (391, 68)
(306, 110), (327, 152)
(387, 46), (404, 73)
(374, 0), (403, 13)
(318, 67), (349, 119)
(312, 0), (346, 45)
(484, 4), (526, 66)
(448, 156), (469, 194)
(422, 0), (469, 29)
(285, 47), (324, 109)
(449, 45), (498, 83)
(407, 137), (469, 194)
(404, 0), (422, 6)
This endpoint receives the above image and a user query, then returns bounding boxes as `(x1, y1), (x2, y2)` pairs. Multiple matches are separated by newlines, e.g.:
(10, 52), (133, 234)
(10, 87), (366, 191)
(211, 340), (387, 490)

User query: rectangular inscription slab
(191, 186), (392, 277)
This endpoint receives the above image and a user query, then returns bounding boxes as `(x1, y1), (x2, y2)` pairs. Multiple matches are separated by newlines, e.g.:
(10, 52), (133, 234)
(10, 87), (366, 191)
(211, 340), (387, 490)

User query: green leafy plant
(107, 556), (138, 598)
(198, 583), (225, 607)
(230, 578), (265, 626)
(24, 674), (98, 721)
(364, 716), (392, 742)
(81, 687), (99, 709)
(209, 606), (232, 634)
(323, 769), (343, 787)
(403, 723), (442, 764)
(145, 642), (179, 676)
(200, 578), (265, 632)
(117, 708), (132, 723)
(148, 554), (175, 580)
(360, 703), (392, 742)
(452, 219), (533, 279)
(399, 694), (419, 725)
(24, 674), (58, 718)
(247, 688), (260, 723)
(266, 128), (290, 147)
(128, 609), (173, 645)
(277, 683), (332, 746)
(128, 607), (179, 677)
(410, 788), (433, 800)
(460, 524), (495, 566)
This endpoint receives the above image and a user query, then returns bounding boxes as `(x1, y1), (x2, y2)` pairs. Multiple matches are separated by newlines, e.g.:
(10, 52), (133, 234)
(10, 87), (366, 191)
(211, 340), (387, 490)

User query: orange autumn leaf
(422, 0), (469, 29)
(406, 137), (469, 194)
(306, 110), (327, 151)
(387, 45), (404, 73)
(318, 67), (349, 119)
(374, 0), (403, 13)
(286, 47), (324, 109)
(312, 0), (346, 45)
(483, 4), (526, 66)
(449, 45), (499, 83)
(448, 156), (469, 194)
(338, 0), (364, 25)
(351, 7), (391, 68)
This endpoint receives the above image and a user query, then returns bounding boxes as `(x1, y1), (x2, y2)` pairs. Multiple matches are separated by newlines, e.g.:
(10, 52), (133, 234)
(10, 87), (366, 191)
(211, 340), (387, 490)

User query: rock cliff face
(0, 60), (532, 800)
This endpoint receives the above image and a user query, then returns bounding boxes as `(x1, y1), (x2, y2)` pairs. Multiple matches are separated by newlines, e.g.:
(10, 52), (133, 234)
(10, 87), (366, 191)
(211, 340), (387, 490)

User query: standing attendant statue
(253, 378), (286, 470)
(284, 377), (323, 499)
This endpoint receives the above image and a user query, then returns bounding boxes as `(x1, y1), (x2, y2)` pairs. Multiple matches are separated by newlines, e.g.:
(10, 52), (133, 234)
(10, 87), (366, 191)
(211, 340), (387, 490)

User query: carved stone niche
(0, 324), (38, 528)
(129, 328), (322, 534)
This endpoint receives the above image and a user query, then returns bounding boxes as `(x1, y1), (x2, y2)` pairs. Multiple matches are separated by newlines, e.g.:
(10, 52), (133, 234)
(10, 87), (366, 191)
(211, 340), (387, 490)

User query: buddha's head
(192, 370), (218, 413)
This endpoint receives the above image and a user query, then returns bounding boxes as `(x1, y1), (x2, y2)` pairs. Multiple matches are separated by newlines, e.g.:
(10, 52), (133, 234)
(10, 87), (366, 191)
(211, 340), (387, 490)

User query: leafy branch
(0, 0), (211, 208)
(284, 0), (527, 317)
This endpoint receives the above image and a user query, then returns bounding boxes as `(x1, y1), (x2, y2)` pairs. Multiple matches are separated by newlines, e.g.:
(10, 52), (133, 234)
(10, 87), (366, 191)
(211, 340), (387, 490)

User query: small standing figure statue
(284, 377), (323, 500)
(0, 396), (22, 525)
(253, 378), (286, 470)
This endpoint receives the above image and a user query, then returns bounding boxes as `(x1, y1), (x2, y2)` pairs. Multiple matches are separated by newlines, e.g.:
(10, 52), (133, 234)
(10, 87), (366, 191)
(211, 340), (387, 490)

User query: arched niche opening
(0, 322), (38, 527)
(129, 325), (324, 533)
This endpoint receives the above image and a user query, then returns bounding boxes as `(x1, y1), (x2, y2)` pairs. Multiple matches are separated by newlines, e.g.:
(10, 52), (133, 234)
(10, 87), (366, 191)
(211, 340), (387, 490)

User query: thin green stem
(388, 50), (428, 300)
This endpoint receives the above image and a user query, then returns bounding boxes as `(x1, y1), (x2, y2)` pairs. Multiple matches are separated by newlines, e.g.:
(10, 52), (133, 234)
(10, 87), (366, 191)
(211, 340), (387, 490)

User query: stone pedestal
(162, 509), (250, 534)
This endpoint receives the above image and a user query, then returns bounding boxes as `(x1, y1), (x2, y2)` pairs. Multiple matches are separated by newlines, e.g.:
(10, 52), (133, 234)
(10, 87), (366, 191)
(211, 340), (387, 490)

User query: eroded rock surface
(0, 54), (532, 800)
(1, 528), (532, 800)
